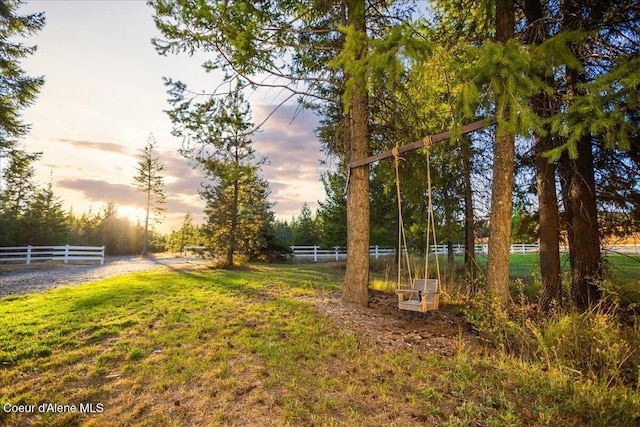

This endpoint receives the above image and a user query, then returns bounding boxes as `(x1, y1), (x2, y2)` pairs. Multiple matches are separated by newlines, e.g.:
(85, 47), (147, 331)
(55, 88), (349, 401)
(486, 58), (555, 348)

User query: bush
(465, 291), (640, 388)
(537, 305), (639, 387)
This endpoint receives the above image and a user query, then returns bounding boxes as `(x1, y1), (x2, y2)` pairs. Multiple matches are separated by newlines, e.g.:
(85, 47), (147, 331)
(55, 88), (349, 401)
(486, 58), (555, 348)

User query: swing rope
(393, 147), (413, 289)
(393, 137), (442, 298)
(423, 137), (441, 289)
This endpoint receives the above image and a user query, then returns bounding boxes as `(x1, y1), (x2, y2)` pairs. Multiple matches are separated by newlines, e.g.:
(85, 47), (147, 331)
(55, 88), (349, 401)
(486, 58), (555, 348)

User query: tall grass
(374, 252), (640, 389)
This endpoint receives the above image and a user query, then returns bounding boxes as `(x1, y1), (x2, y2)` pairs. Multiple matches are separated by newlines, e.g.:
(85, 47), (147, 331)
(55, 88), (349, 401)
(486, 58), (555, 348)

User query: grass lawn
(469, 253), (640, 285)
(1, 264), (639, 426)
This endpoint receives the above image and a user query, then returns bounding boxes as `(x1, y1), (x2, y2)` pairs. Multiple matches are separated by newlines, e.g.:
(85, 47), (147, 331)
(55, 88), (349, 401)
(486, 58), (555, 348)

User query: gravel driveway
(0, 257), (194, 298)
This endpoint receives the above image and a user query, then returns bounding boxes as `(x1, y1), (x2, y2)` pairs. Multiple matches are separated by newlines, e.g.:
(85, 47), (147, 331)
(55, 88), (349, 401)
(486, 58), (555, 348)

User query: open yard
(1, 262), (639, 426)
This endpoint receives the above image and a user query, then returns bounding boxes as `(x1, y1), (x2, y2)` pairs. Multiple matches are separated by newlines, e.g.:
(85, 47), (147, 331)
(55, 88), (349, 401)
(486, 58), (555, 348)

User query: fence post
(100, 246), (105, 265)
(335, 246), (339, 261)
(314, 245), (318, 262)
(375, 245), (379, 259)
(64, 245), (70, 264)
(26, 245), (32, 265)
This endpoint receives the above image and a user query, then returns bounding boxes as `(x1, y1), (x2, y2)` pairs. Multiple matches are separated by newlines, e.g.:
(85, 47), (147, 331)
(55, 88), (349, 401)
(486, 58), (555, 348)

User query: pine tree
(317, 171), (347, 248)
(168, 84), (272, 267)
(0, 0), (44, 155)
(132, 134), (166, 257)
(21, 182), (70, 245)
(201, 164), (273, 265)
(291, 203), (319, 246)
(523, 0), (563, 311)
(166, 212), (202, 254)
(0, 149), (40, 245)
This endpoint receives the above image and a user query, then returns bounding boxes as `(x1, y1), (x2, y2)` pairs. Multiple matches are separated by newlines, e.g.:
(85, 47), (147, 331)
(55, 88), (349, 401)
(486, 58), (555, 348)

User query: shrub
(465, 290), (640, 387)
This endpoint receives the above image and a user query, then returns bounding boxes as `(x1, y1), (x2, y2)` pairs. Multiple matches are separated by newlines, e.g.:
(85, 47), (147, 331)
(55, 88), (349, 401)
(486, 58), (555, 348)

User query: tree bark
(559, 0), (603, 310)
(535, 135), (563, 310)
(142, 157), (152, 258)
(342, 0), (370, 307)
(568, 136), (602, 310)
(459, 136), (477, 285)
(227, 145), (240, 267)
(524, 0), (563, 311)
(486, 0), (515, 303)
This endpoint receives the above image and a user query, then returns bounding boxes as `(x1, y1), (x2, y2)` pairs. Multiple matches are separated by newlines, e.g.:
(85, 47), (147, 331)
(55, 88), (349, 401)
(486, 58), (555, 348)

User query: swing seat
(397, 279), (439, 312)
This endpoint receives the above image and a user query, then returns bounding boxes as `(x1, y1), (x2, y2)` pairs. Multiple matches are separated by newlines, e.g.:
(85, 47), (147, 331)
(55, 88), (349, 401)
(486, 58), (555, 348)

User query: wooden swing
(393, 138), (441, 313)
(345, 117), (497, 312)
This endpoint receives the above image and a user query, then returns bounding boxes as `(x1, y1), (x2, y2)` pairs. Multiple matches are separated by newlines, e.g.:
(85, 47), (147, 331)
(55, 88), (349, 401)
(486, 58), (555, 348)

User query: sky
(16, 0), (329, 233)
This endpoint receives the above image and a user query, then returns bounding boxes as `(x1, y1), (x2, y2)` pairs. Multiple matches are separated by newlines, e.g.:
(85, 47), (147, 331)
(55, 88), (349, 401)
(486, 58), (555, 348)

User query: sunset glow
(19, 1), (327, 233)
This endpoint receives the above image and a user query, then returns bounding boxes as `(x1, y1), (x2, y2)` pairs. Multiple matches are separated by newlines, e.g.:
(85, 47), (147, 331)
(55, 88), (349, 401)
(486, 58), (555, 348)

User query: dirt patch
(299, 289), (482, 355)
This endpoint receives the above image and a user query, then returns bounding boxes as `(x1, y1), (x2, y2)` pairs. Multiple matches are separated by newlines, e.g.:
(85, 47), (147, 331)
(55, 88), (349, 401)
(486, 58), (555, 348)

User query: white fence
(291, 245), (395, 262)
(184, 245), (208, 260)
(429, 243), (640, 255)
(602, 244), (640, 255)
(429, 243), (539, 255)
(292, 243), (640, 261)
(0, 245), (105, 265)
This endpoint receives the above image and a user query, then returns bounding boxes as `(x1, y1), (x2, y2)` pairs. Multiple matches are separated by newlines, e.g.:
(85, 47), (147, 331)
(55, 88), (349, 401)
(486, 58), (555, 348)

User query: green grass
(1, 263), (639, 426)
(372, 253), (640, 302)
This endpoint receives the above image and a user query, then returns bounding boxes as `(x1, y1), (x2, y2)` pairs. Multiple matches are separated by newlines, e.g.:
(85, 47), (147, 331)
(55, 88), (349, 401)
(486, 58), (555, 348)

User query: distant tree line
(0, 152), (153, 255)
(0, 147), (158, 255)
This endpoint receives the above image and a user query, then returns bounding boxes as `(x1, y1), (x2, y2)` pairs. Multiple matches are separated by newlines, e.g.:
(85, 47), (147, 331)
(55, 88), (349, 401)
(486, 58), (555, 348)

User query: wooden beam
(347, 117), (497, 170)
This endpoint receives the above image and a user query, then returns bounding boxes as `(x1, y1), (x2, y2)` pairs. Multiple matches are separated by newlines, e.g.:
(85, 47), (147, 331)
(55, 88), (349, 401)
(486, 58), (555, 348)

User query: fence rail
(184, 246), (208, 260)
(0, 245), (105, 265)
(291, 245), (394, 262)
(291, 243), (640, 262)
(428, 243), (541, 254)
(429, 243), (640, 255)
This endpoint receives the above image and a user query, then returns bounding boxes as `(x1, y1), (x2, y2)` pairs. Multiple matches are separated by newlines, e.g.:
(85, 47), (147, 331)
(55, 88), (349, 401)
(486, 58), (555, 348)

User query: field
(1, 259), (639, 426)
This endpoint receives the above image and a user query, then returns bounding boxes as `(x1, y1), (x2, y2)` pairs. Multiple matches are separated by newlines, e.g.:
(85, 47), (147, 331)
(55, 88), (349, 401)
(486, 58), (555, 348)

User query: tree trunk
(559, 0), (603, 310)
(535, 135), (563, 310)
(142, 173), (151, 257)
(486, 0), (515, 303)
(342, 0), (370, 307)
(524, 0), (563, 311)
(460, 136), (477, 284)
(568, 137), (602, 309)
(228, 146), (240, 267)
(227, 177), (239, 267)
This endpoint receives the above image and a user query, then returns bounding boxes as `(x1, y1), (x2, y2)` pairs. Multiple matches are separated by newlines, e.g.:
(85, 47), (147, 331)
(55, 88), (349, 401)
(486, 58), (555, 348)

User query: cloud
(55, 138), (131, 155)
(57, 177), (205, 225)
(251, 104), (327, 214)
(57, 179), (141, 205)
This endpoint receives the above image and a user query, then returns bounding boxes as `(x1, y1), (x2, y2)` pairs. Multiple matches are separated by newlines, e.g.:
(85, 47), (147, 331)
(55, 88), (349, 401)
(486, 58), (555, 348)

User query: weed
(127, 347), (145, 361)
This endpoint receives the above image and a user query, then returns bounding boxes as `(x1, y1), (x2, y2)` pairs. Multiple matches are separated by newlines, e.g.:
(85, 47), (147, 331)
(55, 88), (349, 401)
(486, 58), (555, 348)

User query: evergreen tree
(0, 0), (44, 155)
(522, 0), (563, 311)
(317, 170), (347, 248)
(236, 172), (274, 259)
(132, 134), (167, 257)
(168, 83), (272, 266)
(97, 202), (119, 255)
(166, 212), (202, 254)
(291, 203), (319, 246)
(201, 165), (274, 264)
(267, 219), (294, 259)
(21, 182), (70, 245)
(0, 149), (40, 245)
